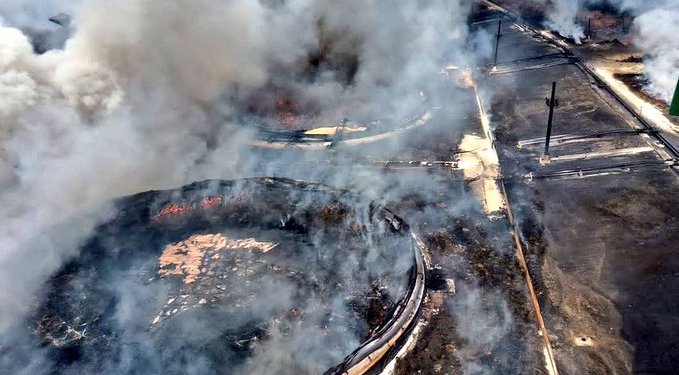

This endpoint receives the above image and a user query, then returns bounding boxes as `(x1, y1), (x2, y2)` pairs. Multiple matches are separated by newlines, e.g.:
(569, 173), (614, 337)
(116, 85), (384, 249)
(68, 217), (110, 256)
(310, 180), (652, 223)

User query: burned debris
(28, 178), (422, 374)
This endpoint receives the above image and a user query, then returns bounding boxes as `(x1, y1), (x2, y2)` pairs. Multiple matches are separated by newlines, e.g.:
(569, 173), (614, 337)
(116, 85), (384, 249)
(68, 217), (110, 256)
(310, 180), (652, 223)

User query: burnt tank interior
(27, 178), (417, 374)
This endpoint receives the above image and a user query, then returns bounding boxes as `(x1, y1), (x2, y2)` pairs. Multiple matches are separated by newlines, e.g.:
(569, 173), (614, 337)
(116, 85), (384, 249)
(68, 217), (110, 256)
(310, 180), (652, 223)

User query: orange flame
(155, 196), (223, 219)
(200, 196), (223, 208)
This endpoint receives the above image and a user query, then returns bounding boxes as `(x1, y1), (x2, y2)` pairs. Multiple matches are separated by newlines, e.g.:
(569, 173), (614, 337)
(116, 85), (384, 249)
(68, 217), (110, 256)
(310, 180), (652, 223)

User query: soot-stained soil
(386, 180), (545, 375)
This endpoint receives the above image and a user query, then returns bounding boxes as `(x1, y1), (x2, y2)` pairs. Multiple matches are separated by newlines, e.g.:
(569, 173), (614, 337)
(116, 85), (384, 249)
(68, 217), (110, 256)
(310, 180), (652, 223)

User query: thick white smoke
(550, 0), (586, 43)
(0, 0), (81, 28)
(0, 0), (272, 333)
(632, 5), (679, 102)
(526, 0), (679, 103)
(0, 0), (488, 356)
(600, 0), (679, 103)
(526, 0), (586, 43)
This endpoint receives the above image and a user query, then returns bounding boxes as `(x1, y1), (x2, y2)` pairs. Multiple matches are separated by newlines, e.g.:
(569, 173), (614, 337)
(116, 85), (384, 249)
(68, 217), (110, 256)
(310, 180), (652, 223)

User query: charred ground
(22, 179), (417, 375)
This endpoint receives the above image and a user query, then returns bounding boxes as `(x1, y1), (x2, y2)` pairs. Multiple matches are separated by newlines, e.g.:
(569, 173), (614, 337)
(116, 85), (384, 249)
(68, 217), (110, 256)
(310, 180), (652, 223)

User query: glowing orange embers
(200, 196), (223, 209)
(154, 196), (224, 219)
(157, 203), (191, 217)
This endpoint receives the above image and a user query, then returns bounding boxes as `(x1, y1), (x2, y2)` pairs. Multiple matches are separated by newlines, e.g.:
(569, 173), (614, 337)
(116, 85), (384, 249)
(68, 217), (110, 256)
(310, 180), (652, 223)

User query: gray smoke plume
(597, 0), (678, 102)
(527, 0), (679, 103)
(0, 1), (494, 373)
(525, 0), (587, 42)
(630, 3), (679, 103)
(552, 0), (586, 43)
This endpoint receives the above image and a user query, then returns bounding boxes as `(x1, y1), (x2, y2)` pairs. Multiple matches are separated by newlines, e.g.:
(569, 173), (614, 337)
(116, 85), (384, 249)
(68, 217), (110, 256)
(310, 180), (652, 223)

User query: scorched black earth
(11, 178), (417, 375)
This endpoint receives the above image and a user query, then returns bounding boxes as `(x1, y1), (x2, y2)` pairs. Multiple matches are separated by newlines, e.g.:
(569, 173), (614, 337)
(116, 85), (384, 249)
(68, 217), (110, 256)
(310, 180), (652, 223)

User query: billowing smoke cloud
(0, 0), (268, 334)
(525, 0), (587, 42)
(0, 1), (491, 372)
(601, 0), (679, 103)
(0, 0), (80, 51)
(0, 0), (81, 26)
(632, 5), (679, 102)
(551, 0), (586, 43)
(526, 0), (679, 103)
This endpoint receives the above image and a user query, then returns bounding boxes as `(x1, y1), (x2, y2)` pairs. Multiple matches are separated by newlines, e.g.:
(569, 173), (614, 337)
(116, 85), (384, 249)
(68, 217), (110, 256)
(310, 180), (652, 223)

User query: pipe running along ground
(328, 226), (426, 375)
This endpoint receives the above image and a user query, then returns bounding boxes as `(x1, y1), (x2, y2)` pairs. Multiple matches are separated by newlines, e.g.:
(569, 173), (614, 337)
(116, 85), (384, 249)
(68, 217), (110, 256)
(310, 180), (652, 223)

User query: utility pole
(493, 19), (502, 68)
(541, 82), (559, 164)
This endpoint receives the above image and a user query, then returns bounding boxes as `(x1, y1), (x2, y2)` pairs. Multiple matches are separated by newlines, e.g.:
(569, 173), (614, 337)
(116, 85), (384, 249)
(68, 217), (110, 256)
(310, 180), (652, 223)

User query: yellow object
(304, 126), (366, 136)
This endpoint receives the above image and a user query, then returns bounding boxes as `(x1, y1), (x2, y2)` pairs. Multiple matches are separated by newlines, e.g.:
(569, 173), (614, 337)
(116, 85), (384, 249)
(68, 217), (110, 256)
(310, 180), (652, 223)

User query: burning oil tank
(25, 178), (424, 374)
(233, 81), (433, 149)
(224, 15), (434, 148)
